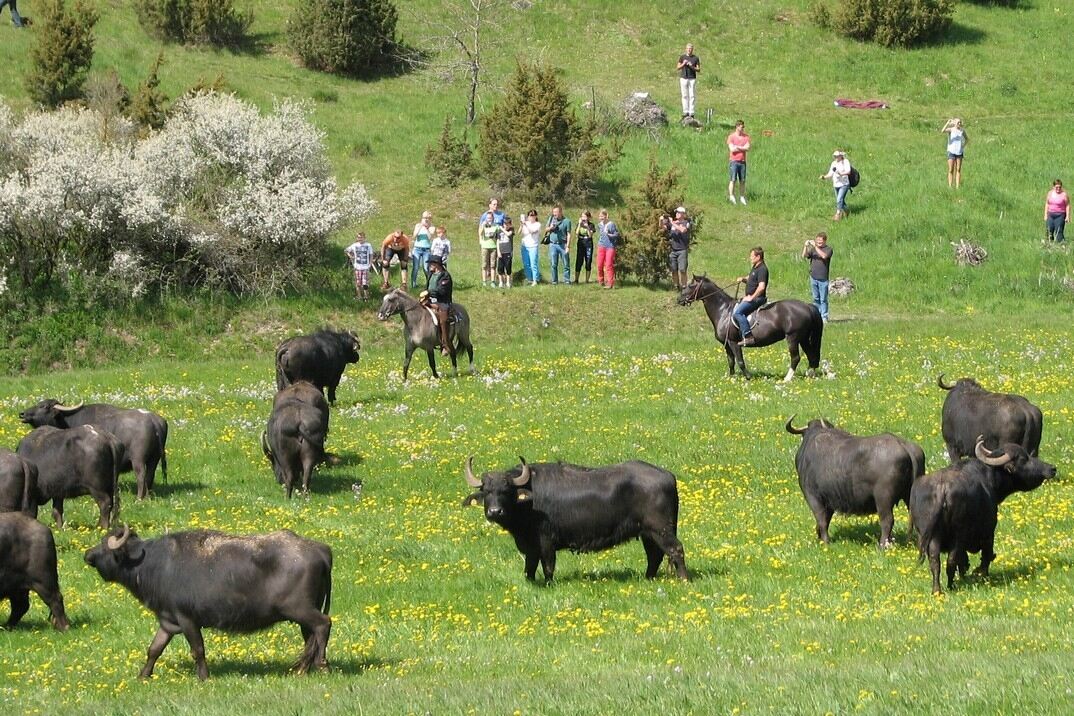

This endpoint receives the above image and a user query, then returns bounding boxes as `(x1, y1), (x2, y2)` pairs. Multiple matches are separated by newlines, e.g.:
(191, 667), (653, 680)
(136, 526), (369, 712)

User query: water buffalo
(462, 457), (688, 582)
(910, 439), (1057, 593)
(84, 526), (333, 680)
(0, 449), (37, 516)
(19, 399), (168, 500)
(938, 374), (1043, 462)
(785, 416), (925, 547)
(275, 329), (360, 405)
(17, 425), (123, 529)
(0, 512), (69, 631)
(261, 381), (329, 499)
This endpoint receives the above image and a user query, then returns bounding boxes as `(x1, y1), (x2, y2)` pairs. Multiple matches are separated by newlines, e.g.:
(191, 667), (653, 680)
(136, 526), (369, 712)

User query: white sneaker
(739, 197), (747, 206)
(729, 196), (736, 205)
(530, 281), (537, 286)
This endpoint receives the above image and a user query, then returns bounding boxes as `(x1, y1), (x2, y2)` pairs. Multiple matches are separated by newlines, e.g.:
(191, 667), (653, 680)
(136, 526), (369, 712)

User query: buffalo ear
(516, 489), (534, 503)
(461, 492), (484, 508)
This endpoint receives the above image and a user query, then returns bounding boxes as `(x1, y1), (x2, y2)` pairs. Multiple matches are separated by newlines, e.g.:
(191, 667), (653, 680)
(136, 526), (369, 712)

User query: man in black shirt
(423, 255), (454, 355)
(802, 232), (833, 323)
(676, 43), (700, 119)
(734, 247), (768, 346)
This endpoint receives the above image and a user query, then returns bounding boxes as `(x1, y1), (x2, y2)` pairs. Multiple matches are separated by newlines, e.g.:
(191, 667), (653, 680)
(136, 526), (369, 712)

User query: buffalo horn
(784, 415), (806, 435)
(464, 456), (482, 487)
(937, 374), (955, 390)
(55, 401), (84, 413)
(819, 418), (833, 429)
(975, 438), (1011, 467)
(107, 524), (131, 550)
(512, 457), (531, 486)
(260, 431), (273, 458)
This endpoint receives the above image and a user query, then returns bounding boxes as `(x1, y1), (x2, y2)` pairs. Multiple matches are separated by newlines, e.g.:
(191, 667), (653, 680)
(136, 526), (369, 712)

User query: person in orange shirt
(727, 119), (751, 206)
(381, 230), (411, 290)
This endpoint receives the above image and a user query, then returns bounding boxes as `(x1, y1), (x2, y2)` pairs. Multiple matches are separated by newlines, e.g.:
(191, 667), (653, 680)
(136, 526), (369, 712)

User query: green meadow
(1, 1), (1073, 714)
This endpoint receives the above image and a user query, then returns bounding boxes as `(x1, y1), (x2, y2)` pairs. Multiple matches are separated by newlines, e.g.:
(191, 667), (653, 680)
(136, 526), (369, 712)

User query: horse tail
(804, 307), (824, 369)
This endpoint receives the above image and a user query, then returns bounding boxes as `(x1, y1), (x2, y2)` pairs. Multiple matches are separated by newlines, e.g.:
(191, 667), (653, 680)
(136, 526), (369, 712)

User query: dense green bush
(424, 116), (475, 188)
(135, 0), (252, 47)
(288, 0), (398, 76)
(128, 52), (169, 131)
(480, 61), (615, 203)
(24, 0), (99, 108)
(817, 0), (954, 47)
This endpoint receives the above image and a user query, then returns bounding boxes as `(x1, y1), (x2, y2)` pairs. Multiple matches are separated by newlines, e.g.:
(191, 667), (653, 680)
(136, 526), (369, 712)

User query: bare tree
(413, 0), (504, 125)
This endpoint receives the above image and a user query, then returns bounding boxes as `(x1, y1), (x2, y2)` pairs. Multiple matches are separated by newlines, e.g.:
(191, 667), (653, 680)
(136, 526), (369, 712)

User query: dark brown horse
(678, 275), (823, 381)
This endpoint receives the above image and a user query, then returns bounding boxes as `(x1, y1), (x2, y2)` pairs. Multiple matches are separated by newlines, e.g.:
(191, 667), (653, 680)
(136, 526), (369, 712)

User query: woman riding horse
(678, 275), (823, 381)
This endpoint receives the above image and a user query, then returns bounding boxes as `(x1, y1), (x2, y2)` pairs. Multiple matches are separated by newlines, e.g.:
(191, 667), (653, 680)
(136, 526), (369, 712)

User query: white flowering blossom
(0, 92), (377, 297)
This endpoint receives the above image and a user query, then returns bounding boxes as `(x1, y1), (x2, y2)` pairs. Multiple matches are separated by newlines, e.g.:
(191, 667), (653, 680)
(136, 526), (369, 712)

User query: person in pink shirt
(1045, 179), (1070, 243)
(727, 120), (751, 205)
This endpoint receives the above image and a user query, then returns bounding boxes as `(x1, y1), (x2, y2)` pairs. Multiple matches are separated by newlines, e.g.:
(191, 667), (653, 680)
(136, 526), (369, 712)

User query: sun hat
(675, 206), (687, 214)
(832, 150), (845, 157)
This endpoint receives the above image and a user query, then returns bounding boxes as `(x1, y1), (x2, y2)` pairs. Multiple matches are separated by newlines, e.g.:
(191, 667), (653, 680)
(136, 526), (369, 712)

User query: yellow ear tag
(517, 492), (531, 502)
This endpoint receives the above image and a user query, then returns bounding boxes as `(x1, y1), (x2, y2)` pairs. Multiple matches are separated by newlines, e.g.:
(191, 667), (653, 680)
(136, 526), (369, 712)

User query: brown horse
(678, 275), (823, 381)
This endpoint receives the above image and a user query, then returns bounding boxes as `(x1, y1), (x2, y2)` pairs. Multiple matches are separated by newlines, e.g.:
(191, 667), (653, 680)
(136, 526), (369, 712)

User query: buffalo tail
(20, 459), (34, 514)
(916, 483), (947, 564)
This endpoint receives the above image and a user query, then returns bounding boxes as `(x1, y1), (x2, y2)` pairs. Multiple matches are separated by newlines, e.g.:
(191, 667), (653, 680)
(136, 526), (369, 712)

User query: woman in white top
(820, 150), (852, 221)
(941, 118), (968, 189)
(519, 209), (543, 285)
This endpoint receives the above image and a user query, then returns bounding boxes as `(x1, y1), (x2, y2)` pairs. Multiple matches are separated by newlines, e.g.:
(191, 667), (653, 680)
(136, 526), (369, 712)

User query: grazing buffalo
(910, 439), (1057, 593)
(261, 382), (329, 499)
(785, 416), (925, 547)
(84, 526), (333, 680)
(275, 329), (360, 405)
(0, 450), (38, 516)
(19, 399), (168, 500)
(17, 425), (123, 529)
(462, 457), (688, 582)
(0, 512), (69, 631)
(938, 374), (1043, 462)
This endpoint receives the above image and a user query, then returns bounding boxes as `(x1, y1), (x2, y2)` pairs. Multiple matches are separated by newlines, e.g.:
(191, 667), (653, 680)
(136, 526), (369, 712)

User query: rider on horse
(420, 254), (454, 356)
(734, 246), (768, 346)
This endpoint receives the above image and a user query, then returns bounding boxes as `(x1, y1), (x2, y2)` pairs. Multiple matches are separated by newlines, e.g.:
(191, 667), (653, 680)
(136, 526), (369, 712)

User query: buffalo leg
(876, 500), (896, 548)
(291, 611), (332, 673)
(945, 550), (961, 590)
(133, 461), (148, 500)
(426, 350), (440, 379)
(91, 489), (114, 529)
(52, 499), (64, 529)
(140, 622), (178, 678)
(523, 552), (539, 581)
(300, 455), (316, 496)
(804, 494), (833, 544)
(5, 590), (29, 627)
(144, 456), (160, 495)
(31, 578), (68, 631)
(327, 383), (338, 406)
(927, 541), (943, 594)
(539, 541), (557, 582)
(641, 536), (665, 579)
(179, 620), (209, 681)
(975, 536), (996, 577)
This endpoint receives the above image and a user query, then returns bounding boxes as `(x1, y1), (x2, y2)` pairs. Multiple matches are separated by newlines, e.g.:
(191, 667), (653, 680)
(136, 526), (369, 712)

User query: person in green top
(421, 255), (454, 355)
(478, 211), (502, 287)
(545, 205), (573, 285)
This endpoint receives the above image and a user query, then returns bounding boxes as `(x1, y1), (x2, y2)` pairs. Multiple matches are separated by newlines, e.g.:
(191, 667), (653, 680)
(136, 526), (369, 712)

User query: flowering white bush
(0, 92), (377, 297)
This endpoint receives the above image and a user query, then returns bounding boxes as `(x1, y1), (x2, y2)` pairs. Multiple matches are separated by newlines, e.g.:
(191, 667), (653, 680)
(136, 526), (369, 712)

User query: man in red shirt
(727, 119), (751, 206)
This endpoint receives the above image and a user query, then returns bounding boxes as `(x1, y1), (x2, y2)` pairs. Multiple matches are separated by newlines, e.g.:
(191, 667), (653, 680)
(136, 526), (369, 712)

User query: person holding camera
(545, 205), (573, 285)
(574, 210), (596, 284)
(802, 232), (833, 323)
(520, 209), (543, 285)
(667, 207), (692, 290)
(941, 118), (968, 189)
(676, 43), (700, 119)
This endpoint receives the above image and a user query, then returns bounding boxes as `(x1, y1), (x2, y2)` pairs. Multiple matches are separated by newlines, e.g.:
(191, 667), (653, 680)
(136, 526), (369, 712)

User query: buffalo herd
(0, 324), (1061, 678)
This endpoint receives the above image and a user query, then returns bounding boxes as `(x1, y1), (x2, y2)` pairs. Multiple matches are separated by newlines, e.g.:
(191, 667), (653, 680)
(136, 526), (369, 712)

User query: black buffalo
(785, 416), (925, 547)
(261, 382), (329, 499)
(19, 399), (168, 500)
(17, 425), (123, 529)
(84, 526), (333, 680)
(910, 439), (1057, 593)
(938, 374), (1043, 462)
(0, 449), (38, 516)
(275, 329), (360, 405)
(462, 457), (689, 582)
(0, 512), (69, 631)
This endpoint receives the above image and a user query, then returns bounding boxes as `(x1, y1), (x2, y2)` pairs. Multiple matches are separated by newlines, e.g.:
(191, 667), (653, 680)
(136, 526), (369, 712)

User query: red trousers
(596, 246), (616, 286)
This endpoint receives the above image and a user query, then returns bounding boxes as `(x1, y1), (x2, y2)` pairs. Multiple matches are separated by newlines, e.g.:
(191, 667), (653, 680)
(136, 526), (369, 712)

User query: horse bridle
(683, 279), (739, 305)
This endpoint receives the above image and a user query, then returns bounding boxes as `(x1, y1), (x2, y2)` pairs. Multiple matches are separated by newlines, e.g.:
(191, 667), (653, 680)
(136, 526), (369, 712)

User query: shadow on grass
(205, 654), (398, 678)
(552, 562), (723, 584)
(311, 471), (363, 497)
(149, 480), (207, 498)
(932, 22), (988, 47)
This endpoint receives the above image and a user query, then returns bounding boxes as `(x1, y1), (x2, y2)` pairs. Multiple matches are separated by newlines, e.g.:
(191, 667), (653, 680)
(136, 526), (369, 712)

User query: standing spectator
(802, 232), (833, 324)
(821, 150), (852, 221)
(668, 206), (692, 290)
(734, 247), (769, 346)
(596, 209), (620, 289)
(941, 118), (968, 189)
(482, 197), (506, 226)
(479, 211), (502, 286)
(520, 209), (543, 285)
(411, 211), (436, 288)
(497, 217), (515, 288)
(1, 0), (23, 27)
(430, 225), (452, 267)
(676, 43), (700, 120)
(545, 205), (573, 285)
(727, 120), (751, 205)
(380, 229), (411, 290)
(1045, 179), (1070, 243)
(574, 210), (595, 284)
(344, 231), (374, 300)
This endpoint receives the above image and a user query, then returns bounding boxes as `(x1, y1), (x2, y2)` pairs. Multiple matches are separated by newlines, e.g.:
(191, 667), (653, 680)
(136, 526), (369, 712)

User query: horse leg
(427, 350), (440, 379)
(402, 343), (416, 381)
(733, 344), (750, 379)
(785, 335), (801, 383)
(723, 344), (736, 376)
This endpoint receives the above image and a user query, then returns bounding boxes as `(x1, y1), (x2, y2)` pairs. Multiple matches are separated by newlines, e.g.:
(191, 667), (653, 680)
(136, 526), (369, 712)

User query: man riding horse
(420, 255), (454, 356)
(734, 246), (768, 346)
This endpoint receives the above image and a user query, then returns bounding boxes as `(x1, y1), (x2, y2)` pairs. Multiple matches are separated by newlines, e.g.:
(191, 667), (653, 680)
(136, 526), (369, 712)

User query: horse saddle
(748, 303), (776, 329)
(424, 305), (459, 327)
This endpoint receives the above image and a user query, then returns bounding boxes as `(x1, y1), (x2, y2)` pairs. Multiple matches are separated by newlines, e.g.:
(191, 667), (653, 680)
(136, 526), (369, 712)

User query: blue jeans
(1046, 212), (1066, 243)
(835, 185), (849, 212)
(549, 244), (571, 283)
(810, 277), (829, 321)
(1, 0), (22, 26)
(733, 298), (766, 338)
(521, 244), (541, 282)
(410, 246), (431, 287)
